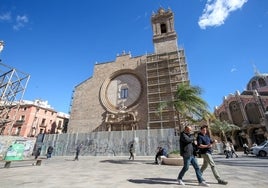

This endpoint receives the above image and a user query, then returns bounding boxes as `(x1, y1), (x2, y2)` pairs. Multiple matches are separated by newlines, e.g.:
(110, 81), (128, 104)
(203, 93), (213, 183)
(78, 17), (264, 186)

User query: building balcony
(39, 123), (47, 128)
(57, 125), (63, 130)
(14, 120), (25, 125)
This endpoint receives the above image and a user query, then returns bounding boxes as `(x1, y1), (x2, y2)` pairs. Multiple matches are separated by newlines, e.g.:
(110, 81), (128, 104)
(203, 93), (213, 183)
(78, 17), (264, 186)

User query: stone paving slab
(0, 153), (267, 188)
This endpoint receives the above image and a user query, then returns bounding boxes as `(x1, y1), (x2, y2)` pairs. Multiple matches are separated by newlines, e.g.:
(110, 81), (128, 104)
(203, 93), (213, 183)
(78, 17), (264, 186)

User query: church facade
(214, 73), (268, 147)
(68, 8), (189, 134)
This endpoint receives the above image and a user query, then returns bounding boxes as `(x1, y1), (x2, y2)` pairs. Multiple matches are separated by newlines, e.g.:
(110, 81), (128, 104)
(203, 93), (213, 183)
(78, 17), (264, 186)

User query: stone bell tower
(146, 8), (189, 133)
(151, 8), (178, 54)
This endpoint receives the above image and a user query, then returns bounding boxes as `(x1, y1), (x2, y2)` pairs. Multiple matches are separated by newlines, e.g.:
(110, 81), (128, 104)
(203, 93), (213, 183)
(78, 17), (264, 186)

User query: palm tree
(210, 119), (240, 141)
(158, 83), (209, 133)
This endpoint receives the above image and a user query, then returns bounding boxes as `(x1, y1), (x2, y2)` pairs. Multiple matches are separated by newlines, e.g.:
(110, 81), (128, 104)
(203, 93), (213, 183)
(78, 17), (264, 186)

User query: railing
(14, 120), (25, 125)
(40, 123), (46, 128)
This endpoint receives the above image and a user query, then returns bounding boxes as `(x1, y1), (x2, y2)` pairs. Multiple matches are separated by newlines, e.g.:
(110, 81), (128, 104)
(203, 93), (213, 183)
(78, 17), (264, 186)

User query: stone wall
(68, 54), (148, 133)
(41, 129), (179, 157)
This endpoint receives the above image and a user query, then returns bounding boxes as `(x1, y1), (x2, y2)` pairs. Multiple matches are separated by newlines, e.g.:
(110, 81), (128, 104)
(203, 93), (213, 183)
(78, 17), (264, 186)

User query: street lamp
(0, 41), (4, 53)
(0, 41), (4, 63)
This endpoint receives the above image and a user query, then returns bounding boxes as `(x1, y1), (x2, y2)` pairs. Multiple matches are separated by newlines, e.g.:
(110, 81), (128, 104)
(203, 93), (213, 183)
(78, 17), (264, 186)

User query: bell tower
(147, 8), (189, 134)
(151, 8), (178, 54)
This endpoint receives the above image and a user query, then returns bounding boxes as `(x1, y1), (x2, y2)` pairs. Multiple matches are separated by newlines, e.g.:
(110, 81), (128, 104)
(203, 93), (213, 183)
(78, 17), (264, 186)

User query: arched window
(160, 23), (167, 33)
(258, 78), (266, 87)
(245, 103), (261, 124)
(219, 111), (229, 122)
(251, 81), (257, 90)
(229, 101), (243, 126)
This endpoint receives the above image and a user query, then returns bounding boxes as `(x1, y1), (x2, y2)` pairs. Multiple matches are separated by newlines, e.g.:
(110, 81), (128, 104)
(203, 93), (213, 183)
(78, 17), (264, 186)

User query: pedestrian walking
(177, 125), (209, 186)
(224, 141), (232, 158)
(129, 143), (135, 160)
(230, 142), (238, 158)
(197, 125), (228, 185)
(74, 144), (83, 161)
(243, 143), (249, 155)
(46, 146), (54, 159)
(35, 147), (41, 159)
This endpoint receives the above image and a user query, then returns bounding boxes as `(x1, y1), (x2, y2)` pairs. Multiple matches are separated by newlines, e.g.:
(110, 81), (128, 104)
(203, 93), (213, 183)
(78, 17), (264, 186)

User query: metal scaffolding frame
(0, 62), (30, 131)
(146, 50), (189, 132)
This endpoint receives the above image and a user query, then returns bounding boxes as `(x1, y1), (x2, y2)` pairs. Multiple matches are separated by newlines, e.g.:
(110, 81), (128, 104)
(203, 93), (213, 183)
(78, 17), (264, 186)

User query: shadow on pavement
(100, 159), (154, 165)
(128, 178), (216, 186)
(128, 177), (177, 185)
(65, 159), (76, 161)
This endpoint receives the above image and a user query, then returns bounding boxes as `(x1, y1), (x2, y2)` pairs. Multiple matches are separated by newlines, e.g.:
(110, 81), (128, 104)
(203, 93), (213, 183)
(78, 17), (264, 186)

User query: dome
(247, 73), (268, 91)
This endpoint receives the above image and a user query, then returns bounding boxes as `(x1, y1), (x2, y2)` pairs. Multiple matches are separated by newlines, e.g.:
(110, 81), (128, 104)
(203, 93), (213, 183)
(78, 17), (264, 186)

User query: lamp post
(0, 40), (4, 62)
(0, 41), (4, 53)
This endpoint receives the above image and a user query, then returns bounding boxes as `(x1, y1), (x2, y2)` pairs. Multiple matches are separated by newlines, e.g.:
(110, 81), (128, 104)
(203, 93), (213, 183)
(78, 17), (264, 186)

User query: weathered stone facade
(69, 8), (189, 133)
(69, 54), (148, 133)
(214, 73), (268, 148)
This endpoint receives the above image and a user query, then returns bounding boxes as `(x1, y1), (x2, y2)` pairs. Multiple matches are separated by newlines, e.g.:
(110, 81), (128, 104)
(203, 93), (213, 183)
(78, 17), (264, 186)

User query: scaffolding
(146, 50), (189, 133)
(0, 62), (30, 132)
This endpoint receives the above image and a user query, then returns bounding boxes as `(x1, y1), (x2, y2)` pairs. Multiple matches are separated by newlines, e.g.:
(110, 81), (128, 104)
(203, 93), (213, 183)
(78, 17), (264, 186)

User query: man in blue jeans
(177, 125), (209, 186)
(46, 146), (54, 159)
(197, 125), (228, 185)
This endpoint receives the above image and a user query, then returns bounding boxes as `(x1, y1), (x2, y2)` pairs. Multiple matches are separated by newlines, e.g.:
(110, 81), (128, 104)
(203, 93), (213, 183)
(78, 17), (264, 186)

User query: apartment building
(0, 100), (69, 137)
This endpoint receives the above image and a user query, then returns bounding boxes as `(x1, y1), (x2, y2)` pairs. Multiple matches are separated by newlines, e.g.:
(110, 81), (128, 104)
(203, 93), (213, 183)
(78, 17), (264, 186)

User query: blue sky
(0, 0), (267, 114)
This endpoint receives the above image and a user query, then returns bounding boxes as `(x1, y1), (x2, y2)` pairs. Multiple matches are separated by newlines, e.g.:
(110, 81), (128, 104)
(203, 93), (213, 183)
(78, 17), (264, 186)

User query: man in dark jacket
(129, 143), (135, 160)
(177, 125), (209, 186)
(35, 147), (41, 159)
(47, 146), (53, 159)
(74, 144), (83, 161)
(197, 125), (228, 185)
(154, 147), (168, 164)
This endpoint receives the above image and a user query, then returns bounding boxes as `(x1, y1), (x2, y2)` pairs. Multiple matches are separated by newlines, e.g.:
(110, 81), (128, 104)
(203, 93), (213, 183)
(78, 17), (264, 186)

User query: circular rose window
(100, 70), (142, 113)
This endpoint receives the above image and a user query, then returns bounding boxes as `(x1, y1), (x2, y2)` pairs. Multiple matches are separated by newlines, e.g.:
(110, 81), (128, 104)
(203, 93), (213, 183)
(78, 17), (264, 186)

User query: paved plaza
(0, 152), (267, 188)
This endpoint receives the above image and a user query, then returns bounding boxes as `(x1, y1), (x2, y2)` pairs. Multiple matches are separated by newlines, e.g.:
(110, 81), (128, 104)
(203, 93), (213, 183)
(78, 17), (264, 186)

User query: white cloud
(13, 15), (29, 30)
(0, 11), (29, 31)
(0, 12), (11, 21)
(231, 65), (237, 73)
(198, 0), (248, 29)
(16, 15), (29, 23)
(231, 68), (237, 72)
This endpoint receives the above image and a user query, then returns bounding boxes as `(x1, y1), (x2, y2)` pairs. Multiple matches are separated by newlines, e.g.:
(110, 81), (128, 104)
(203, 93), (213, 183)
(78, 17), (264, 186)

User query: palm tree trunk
(176, 112), (181, 135)
(222, 130), (227, 141)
